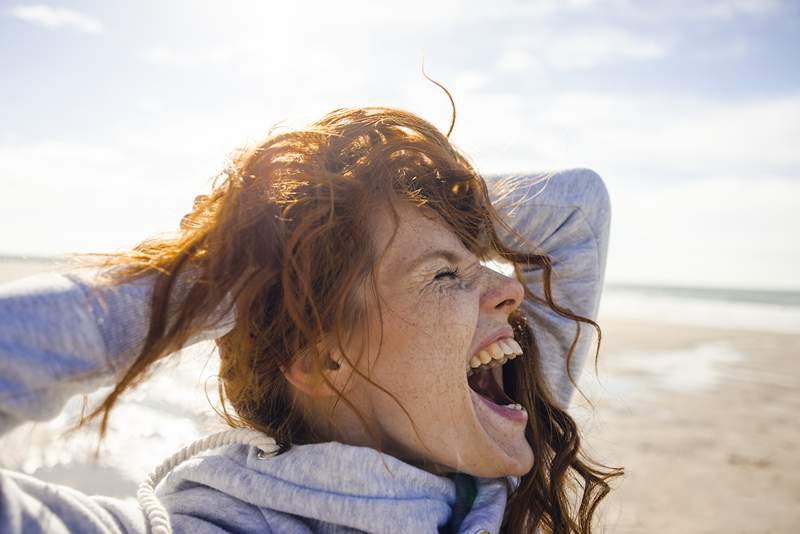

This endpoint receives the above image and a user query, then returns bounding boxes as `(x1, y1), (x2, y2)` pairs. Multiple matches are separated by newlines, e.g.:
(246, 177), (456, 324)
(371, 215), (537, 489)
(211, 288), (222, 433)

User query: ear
(281, 346), (346, 398)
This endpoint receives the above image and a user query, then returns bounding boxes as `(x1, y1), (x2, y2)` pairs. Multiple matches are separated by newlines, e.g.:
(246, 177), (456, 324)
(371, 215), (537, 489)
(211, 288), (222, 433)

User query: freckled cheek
(395, 294), (478, 375)
(431, 293), (480, 350)
(365, 290), (479, 382)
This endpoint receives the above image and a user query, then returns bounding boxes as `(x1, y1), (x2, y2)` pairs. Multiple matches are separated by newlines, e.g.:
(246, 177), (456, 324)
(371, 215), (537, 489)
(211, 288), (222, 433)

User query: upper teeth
(467, 338), (523, 371)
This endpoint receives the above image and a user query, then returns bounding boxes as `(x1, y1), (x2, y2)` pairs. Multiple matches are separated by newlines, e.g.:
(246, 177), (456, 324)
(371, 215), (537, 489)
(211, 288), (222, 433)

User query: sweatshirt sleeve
(0, 267), (237, 436)
(486, 168), (612, 407)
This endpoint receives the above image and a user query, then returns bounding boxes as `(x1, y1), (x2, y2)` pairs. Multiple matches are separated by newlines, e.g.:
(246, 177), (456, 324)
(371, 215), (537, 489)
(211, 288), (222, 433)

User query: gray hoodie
(0, 168), (611, 533)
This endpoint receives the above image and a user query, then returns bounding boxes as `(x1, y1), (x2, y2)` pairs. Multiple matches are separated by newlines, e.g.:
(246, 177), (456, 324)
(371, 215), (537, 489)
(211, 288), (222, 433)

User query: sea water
(599, 283), (800, 334)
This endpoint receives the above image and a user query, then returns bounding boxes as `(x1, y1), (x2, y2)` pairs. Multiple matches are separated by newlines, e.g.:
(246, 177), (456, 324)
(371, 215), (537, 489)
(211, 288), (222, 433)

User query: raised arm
(486, 168), (612, 407)
(0, 267), (236, 435)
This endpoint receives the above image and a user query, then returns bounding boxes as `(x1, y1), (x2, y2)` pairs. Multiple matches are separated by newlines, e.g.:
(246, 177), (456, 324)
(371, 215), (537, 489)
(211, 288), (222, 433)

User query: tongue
(468, 367), (515, 405)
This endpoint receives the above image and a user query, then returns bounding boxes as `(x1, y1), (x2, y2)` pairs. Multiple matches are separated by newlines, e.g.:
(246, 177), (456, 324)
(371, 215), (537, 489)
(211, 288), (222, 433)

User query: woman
(0, 106), (620, 533)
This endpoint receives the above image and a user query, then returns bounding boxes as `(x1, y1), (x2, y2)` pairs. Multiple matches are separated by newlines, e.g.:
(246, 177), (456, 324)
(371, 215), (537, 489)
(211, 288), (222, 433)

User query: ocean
(599, 282), (800, 334)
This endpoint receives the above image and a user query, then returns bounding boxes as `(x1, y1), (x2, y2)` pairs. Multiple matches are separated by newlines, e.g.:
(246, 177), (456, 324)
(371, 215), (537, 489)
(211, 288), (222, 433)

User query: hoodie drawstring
(137, 428), (280, 534)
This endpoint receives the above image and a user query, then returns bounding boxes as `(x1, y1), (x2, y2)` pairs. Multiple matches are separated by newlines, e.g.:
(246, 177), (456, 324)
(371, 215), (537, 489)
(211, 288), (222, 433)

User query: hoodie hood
(154, 440), (511, 533)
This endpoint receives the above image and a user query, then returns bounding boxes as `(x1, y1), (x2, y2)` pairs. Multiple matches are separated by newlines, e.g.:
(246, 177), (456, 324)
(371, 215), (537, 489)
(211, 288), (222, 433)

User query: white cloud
(0, 142), (122, 182)
(577, 0), (784, 22)
(498, 26), (669, 73)
(8, 4), (104, 34)
(0, 140), (207, 256)
(140, 44), (240, 68)
(606, 175), (800, 290)
(692, 0), (783, 20)
(455, 91), (800, 180)
(571, 93), (799, 177)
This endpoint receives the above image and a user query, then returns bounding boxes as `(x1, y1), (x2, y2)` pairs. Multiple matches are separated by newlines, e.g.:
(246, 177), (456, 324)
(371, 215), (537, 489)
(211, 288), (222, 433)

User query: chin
(458, 445), (535, 479)
(504, 450), (535, 477)
(482, 454), (533, 478)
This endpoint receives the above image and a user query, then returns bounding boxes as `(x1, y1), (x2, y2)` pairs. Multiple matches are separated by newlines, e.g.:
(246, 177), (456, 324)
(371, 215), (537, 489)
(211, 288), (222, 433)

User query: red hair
(72, 104), (621, 533)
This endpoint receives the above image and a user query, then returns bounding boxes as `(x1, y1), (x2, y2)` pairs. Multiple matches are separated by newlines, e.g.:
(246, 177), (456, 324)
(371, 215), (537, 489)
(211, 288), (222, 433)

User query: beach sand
(574, 317), (800, 533)
(1, 260), (798, 532)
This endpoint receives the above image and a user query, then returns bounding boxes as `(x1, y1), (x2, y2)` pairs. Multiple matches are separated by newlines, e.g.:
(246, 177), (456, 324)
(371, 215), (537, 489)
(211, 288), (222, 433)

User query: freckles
(426, 296), (471, 341)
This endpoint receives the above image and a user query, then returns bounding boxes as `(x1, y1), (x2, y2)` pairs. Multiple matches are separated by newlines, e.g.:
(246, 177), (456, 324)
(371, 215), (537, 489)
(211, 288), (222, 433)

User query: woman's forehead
(370, 201), (472, 275)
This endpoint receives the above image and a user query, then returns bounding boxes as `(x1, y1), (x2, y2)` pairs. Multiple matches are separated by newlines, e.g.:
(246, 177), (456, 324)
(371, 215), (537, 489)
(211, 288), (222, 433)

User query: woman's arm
(486, 168), (612, 407)
(0, 167), (610, 431)
(0, 267), (236, 436)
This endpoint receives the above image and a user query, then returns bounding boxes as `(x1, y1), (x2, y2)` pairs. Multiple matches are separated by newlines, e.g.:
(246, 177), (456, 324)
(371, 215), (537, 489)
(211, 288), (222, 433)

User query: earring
(325, 357), (341, 370)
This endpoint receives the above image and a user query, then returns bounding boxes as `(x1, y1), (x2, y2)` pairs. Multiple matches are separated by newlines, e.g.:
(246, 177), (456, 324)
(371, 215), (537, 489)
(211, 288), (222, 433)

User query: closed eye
(434, 266), (461, 281)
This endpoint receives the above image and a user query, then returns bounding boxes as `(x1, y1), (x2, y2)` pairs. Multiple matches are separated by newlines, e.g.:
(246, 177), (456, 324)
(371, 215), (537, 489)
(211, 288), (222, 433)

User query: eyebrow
(405, 249), (464, 273)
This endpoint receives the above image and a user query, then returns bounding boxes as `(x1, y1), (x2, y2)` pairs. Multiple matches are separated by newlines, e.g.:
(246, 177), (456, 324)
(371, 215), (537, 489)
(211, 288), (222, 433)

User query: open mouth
(466, 337), (522, 408)
(467, 366), (516, 405)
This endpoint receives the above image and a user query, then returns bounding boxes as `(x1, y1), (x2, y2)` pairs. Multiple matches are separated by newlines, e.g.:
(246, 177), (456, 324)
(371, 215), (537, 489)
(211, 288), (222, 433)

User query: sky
(1, 0), (798, 290)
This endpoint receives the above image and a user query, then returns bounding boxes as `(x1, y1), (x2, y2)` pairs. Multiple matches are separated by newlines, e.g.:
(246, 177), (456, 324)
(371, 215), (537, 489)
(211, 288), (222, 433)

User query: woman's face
(325, 200), (534, 478)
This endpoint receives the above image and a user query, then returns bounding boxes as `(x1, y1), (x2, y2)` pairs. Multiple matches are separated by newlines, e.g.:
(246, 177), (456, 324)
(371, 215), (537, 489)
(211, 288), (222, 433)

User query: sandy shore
(575, 317), (800, 533)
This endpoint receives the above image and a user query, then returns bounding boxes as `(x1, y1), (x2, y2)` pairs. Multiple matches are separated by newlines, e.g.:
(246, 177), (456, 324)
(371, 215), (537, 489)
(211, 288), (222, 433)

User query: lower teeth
(504, 403), (523, 411)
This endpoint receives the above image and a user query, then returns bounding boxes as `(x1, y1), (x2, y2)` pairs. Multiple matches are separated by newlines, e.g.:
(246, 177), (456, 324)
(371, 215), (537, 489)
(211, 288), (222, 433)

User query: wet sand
(574, 318), (800, 533)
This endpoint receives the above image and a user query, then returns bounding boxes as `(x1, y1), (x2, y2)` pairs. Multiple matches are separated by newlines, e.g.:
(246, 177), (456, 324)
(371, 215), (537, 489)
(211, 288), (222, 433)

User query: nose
(480, 267), (525, 315)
